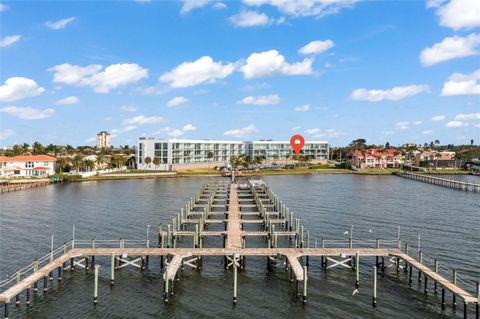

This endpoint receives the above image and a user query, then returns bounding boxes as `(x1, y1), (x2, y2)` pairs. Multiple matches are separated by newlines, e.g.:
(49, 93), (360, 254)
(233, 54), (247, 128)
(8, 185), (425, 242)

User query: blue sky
(0, 0), (479, 147)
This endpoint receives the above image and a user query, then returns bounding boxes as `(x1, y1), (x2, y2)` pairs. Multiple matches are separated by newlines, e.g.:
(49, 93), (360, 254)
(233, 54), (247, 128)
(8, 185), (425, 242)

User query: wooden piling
(372, 266), (377, 307)
(93, 265), (99, 305)
(233, 254), (238, 304)
(110, 253), (115, 286)
(303, 266), (308, 304)
(355, 252), (360, 288)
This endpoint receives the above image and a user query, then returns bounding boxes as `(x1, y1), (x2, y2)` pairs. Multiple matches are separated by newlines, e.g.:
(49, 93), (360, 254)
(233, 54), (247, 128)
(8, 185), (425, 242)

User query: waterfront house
(0, 155), (56, 178)
(414, 151), (457, 168)
(352, 148), (399, 169)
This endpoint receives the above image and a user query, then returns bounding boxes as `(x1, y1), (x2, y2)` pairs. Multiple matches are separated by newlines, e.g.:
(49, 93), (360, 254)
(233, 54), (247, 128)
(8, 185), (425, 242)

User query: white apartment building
(245, 140), (329, 161)
(96, 131), (111, 149)
(0, 155), (56, 178)
(136, 138), (329, 170)
(137, 138), (245, 170)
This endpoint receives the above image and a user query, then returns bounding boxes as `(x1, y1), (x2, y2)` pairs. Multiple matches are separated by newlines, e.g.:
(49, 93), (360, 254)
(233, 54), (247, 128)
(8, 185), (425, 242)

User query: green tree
(32, 142), (45, 155)
(55, 157), (69, 173)
(207, 151), (214, 168)
(144, 156), (152, 169)
(153, 157), (161, 169)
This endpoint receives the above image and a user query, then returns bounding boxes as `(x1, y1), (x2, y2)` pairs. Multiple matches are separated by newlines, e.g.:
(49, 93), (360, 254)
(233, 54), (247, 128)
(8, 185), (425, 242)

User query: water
(0, 175), (479, 318)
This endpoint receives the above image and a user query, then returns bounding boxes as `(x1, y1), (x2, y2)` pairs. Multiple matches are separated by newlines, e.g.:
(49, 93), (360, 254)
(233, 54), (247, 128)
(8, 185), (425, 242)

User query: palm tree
(72, 155), (84, 172)
(207, 151), (214, 168)
(84, 159), (95, 172)
(96, 154), (104, 170)
(254, 156), (263, 166)
(144, 156), (152, 170)
(153, 157), (161, 169)
(435, 153), (442, 169)
(55, 157), (69, 173)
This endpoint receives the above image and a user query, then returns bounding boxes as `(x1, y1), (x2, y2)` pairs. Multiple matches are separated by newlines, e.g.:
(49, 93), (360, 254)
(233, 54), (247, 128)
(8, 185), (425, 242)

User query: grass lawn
(353, 168), (401, 175)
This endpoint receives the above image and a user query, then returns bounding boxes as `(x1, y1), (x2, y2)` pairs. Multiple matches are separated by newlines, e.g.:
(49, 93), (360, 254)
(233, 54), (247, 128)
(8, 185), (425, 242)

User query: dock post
(233, 254), (238, 304)
(110, 253), (115, 286)
(409, 265), (413, 283)
(418, 251), (423, 282)
(434, 259), (439, 293)
(424, 275), (428, 294)
(372, 266), (377, 307)
(442, 287), (446, 309)
(453, 270), (457, 308)
(355, 252), (360, 288)
(58, 266), (62, 281)
(476, 281), (479, 319)
(4, 301), (8, 319)
(303, 266), (308, 304)
(93, 265), (99, 305)
(404, 243), (409, 271)
(43, 276), (48, 293)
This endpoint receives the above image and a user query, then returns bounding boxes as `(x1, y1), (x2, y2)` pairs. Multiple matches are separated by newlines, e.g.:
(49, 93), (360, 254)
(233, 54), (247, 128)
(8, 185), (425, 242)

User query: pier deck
(1, 178), (478, 318)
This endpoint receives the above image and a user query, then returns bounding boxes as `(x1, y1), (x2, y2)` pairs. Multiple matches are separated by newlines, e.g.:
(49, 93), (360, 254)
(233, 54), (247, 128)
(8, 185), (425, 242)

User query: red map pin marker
(290, 135), (305, 155)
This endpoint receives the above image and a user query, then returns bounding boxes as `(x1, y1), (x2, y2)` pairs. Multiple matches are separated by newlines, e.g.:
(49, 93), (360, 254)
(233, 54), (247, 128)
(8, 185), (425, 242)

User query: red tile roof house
(352, 149), (400, 169)
(0, 155), (57, 178)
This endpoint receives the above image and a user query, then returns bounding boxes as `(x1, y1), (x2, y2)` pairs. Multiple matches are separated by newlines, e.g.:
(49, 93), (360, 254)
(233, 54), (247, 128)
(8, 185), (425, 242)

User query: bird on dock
(352, 289), (359, 296)
(343, 231), (349, 235)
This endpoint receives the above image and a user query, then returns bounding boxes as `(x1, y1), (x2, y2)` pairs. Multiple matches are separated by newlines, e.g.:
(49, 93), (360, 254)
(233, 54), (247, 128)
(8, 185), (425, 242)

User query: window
(25, 162), (34, 168)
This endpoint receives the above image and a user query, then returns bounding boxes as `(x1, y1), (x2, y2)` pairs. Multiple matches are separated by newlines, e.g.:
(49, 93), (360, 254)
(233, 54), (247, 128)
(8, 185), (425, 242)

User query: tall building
(96, 131), (111, 149)
(137, 138), (329, 170)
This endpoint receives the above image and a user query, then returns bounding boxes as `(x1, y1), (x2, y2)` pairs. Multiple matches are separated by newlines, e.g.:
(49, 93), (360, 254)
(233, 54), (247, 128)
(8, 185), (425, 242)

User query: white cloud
(241, 82), (271, 91)
(182, 124), (197, 131)
(45, 17), (77, 30)
(431, 115), (446, 121)
(167, 96), (189, 107)
(50, 63), (148, 93)
(111, 125), (138, 137)
(291, 126), (301, 132)
(0, 106), (54, 120)
(299, 40), (334, 55)
(56, 96), (79, 105)
(0, 129), (14, 140)
(123, 115), (164, 125)
(243, 0), (358, 18)
(420, 33), (480, 66)
(446, 120), (464, 127)
(0, 35), (21, 48)
(431, 0), (480, 30)
(304, 128), (342, 138)
(213, 2), (227, 9)
(120, 105), (137, 112)
(350, 84), (429, 102)
(294, 104), (310, 112)
(414, 120), (423, 125)
(229, 10), (271, 27)
(395, 121), (410, 130)
(426, 0), (448, 8)
(455, 113), (480, 120)
(237, 94), (280, 105)
(0, 77), (45, 102)
(168, 129), (184, 137)
(180, 0), (214, 13)
(160, 56), (234, 88)
(441, 69), (480, 96)
(240, 50), (313, 79)
(135, 85), (169, 96)
(224, 124), (258, 138)
(0, 4), (9, 11)
(422, 130), (433, 134)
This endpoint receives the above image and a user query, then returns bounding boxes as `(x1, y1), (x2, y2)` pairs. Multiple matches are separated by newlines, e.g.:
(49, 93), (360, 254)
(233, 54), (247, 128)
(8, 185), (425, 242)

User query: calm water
(1, 175), (479, 318)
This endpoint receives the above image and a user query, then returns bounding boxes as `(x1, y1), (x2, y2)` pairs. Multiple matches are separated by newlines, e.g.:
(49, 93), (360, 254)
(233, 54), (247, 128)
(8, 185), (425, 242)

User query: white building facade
(136, 138), (329, 170)
(137, 138), (245, 170)
(96, 131), (111, 149)
(0, 155), (56, 178)
(245, 140), (329, 161)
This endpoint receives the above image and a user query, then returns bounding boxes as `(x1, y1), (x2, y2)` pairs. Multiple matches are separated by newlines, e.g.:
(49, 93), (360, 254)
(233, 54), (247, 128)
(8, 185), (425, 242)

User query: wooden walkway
(1, 178), (478, 318)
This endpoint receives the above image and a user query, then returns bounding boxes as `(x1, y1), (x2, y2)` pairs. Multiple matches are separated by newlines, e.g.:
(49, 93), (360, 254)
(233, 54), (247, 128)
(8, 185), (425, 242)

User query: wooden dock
(0, 178), (478, 318)
(396, 171), (480, 192)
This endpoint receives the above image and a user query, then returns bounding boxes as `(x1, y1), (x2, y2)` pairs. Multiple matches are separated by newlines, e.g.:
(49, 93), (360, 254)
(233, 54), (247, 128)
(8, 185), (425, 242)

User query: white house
(0, 155), (57, 178)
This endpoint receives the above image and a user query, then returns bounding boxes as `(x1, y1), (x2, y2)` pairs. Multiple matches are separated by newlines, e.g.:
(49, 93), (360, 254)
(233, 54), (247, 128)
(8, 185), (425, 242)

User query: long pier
(396, 171), (480, 192)
(1, 178), (479, 318)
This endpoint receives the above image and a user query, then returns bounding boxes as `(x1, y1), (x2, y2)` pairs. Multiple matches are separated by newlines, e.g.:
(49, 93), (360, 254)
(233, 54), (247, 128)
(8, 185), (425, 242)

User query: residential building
(96, 131), (111, 149)
(352, 148), (400, 169)
(136, 138), (330, 170)
(137, 138), (245, 170)
(415, 151), (457, 168)
(0, 155), (56, 178)
(245, 140), (329, 161)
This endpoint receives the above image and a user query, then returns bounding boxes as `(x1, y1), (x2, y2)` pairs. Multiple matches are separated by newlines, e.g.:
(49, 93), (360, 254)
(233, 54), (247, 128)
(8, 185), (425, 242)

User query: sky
(0, 0), (479, 147)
